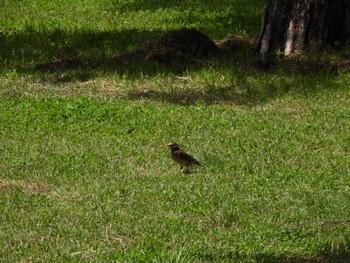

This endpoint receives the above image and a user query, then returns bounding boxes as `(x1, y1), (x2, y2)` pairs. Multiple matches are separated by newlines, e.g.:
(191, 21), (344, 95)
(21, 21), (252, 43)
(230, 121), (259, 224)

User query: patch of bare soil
(0, 183), (11, 189)
(0, 180), (47, 194)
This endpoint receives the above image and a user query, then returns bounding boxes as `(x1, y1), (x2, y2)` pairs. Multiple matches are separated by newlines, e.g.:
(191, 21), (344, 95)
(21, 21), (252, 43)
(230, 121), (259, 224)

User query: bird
(164, 142), (201, 173)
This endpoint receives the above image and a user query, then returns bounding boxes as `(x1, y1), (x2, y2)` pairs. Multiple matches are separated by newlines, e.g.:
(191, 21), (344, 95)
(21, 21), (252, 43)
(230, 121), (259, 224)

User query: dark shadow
(1, 27), (225, 82)
(252, 249), (350, 263)
(31, 28), (220, 83)
(192, 240), (350, 262)
(0, 28), (162, 74)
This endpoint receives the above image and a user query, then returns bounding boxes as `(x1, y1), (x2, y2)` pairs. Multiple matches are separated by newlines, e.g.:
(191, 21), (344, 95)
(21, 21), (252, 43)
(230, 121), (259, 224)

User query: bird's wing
(176, 150), (201, 166)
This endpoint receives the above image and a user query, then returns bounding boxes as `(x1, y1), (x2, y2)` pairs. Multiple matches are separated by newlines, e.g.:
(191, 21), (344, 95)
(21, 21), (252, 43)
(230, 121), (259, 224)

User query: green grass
(1, 0), (350, 262)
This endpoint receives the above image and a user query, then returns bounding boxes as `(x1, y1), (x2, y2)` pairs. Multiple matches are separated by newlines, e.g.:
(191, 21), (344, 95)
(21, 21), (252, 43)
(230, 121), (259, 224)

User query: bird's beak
(164, 143), (170, 147)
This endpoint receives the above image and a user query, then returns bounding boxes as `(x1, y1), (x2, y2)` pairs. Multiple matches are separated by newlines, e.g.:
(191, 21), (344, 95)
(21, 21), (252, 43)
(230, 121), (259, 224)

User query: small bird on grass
(165, 142), (201, 173)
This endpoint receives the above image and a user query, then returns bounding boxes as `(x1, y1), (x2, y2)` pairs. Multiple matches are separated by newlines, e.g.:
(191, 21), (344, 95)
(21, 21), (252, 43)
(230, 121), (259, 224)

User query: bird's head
(164, 142), (180, 150)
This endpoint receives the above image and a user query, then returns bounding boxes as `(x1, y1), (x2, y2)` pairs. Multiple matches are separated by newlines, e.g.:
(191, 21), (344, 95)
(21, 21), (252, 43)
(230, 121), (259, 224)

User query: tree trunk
(254, 0), (350, 56)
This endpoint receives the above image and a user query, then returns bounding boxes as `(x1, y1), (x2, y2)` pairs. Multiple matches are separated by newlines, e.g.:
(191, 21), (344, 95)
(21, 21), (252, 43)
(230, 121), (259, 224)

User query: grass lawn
(1, 0), (350, 262)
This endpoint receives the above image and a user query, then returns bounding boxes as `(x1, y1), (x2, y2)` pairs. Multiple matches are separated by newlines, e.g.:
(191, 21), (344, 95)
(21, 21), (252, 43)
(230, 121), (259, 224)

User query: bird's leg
(184, 165), (191, 174)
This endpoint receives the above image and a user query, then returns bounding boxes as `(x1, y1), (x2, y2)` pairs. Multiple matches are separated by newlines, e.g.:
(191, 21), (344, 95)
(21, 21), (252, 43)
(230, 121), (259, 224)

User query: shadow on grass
(252, 248), (350, 263)
(32, 28), (220, 82)
(193, 240), (350, 262)
(126, 53), (340, 106)
(0, 28), (162, 74)
(126, 82), (272, 106)
(1, 25), (346, 106)
(1, 27), (224, 81)
(0, 0), (267, 74)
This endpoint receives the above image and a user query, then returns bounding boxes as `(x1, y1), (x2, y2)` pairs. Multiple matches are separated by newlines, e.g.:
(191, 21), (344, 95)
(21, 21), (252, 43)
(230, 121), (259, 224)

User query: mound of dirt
(137, 28), (219, 64)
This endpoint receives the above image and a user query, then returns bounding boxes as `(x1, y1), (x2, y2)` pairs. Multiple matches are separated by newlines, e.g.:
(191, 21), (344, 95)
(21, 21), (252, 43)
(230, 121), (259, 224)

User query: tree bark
(254, 0), (350, 56)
